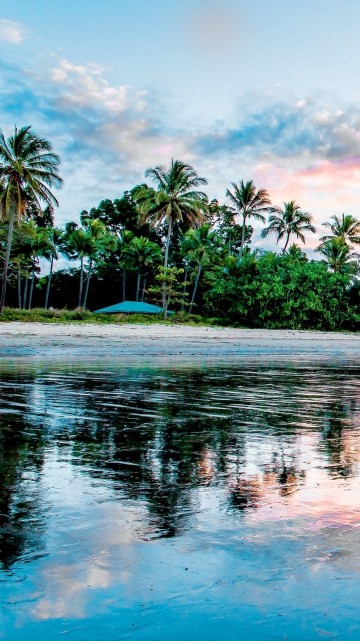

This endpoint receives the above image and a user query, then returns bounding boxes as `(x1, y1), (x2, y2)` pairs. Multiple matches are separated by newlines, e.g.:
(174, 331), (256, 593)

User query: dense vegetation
(1, 126), (360, 329)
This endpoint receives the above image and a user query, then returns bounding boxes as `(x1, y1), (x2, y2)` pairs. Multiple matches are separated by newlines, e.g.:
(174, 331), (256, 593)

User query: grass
(0, 307), (229, 327)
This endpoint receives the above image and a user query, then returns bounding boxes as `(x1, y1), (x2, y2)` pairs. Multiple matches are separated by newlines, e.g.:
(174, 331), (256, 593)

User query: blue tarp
(94, 301), (173, 314)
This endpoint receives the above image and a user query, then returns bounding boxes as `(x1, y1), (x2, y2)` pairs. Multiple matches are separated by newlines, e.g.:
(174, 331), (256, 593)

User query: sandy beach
(0, 322), (359, 361)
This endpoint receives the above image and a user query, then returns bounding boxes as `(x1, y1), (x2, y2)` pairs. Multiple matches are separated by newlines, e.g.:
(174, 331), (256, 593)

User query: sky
(1, 0), (360, 251)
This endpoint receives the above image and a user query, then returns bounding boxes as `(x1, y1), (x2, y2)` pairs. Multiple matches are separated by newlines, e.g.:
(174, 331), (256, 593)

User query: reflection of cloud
(0, 19), (24, 44)
(31, 462), (146, 621)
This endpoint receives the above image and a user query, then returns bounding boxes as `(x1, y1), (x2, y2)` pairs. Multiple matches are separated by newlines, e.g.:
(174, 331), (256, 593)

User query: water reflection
(1, 361), (360, 639)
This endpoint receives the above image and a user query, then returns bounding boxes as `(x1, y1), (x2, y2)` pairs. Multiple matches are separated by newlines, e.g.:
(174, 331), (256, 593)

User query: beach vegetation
(0, 124), (359, 330)
(0, 126), (63, 313)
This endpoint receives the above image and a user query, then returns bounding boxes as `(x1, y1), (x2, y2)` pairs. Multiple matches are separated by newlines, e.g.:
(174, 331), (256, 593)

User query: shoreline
(1, 322), (360, 361)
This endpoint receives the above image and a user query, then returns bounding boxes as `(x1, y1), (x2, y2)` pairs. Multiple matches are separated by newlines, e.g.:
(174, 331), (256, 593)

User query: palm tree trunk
(162, 220), (172, 318)
(122, 269), (126, 301)
(78, 256), (84, 308)
(82, 259), (93, 309)
(283, 232), (291, 252)
(181, 264), (189, 311)
(141, 276), (147, 302)
(238, 214), (247, 261)
(28, 261), (36, 310)
(45, 254), (54, 309)
(0, 206), (16, 313)
(17, 270), (22, 309)
(23, 275), (29, 310)
(189, 261), (203, 314)
(136, 271), (141, 302)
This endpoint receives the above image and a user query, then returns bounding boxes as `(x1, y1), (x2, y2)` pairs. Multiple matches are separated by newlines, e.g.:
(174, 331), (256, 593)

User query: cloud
(194, 98), (360, 164)
(0, 57), (194, 222)
(2, 52), (360, 243)
(0, 19), (24, 44)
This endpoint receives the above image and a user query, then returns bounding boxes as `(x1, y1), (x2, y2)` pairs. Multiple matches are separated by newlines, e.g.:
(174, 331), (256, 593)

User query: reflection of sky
(2, 363), (360, 639)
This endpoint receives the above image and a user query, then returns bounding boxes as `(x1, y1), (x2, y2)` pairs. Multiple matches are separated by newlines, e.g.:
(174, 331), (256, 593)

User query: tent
(94, 301), (173, 314)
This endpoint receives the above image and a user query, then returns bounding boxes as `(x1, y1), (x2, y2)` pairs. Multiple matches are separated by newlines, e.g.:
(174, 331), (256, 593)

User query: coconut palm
(0, 125), (62, 312)
(261, 201), (315, 251)
(226, 180), (272, 260)
(126, 236), (162, 301)
(134, 159), (208, 316)
(44, 227), (66, 309)
(117, 230), (135, 301)
(183, 224), (218, 313)
(81, 219), (112, 309)
(320, 214), (360, 247)
(7, 220), (33, 308)
(179, 232), (196, 311)
(317, 237), (359, 274)
(65, 227), (96, 308)
(27, 226), (53, 309)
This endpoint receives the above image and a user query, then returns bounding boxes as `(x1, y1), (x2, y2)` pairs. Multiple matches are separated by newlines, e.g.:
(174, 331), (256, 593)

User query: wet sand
(0, 322), (359, 360)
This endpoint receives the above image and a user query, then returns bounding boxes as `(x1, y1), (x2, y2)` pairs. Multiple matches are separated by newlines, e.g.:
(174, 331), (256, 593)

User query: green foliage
(205, 251), (359, 330)
(0, 307), (223, 327)
(1, 137), (359, 330)
(149, 266), (185, 310)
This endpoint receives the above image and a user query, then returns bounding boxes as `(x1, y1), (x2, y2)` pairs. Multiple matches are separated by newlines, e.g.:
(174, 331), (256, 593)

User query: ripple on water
(1, 361), (360, 640)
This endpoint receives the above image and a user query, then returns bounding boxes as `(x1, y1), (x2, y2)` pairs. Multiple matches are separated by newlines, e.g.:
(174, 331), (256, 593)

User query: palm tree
(261, 201), (315, 251)
(27, 226), (53, 309)
(7, 220), (33, 308)
(226, 180), (272, 260)
(0, 126), (62, 313)
(65, 227), (96, 308)
(183, 224), (218, 313)
(81, 219), (111, 309)
(134, 159), (208, 316)
(179, 232), (195, 311)
(317, 237), (358, 274)
(44, 227), (66, 309)
(126, 237), (162, 301)
(320, 213), (360, 247)
(117, 230), (134, 301)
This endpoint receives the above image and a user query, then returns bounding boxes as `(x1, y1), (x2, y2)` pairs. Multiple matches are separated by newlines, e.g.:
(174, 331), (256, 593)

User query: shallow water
(1, 359), (360, 640)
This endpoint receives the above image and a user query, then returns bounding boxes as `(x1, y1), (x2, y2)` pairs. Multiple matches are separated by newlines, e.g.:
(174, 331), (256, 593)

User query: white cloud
(0, 19), (24, 44)
(51, 58), (138, 113)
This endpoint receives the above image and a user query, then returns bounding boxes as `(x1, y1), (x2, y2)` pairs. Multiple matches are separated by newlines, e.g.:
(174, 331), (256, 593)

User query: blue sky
(1, 0), (360, 249)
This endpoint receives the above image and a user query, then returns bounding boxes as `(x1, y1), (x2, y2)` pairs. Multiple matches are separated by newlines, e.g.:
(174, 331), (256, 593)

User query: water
(1, 359), (360, 640)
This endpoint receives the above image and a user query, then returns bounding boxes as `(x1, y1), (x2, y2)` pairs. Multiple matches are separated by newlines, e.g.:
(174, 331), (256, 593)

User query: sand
(0, 322), (359, 362)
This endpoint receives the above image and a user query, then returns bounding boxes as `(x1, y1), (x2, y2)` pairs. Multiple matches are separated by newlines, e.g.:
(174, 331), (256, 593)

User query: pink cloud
(253, 157), (360, 244)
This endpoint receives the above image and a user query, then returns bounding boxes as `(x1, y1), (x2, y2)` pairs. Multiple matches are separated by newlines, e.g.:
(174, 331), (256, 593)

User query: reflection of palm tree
(0, 384), (46, 569)
(321, 402), (355, 479)
(229, 477), (260, 511)
(3, 362), (359, 554)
